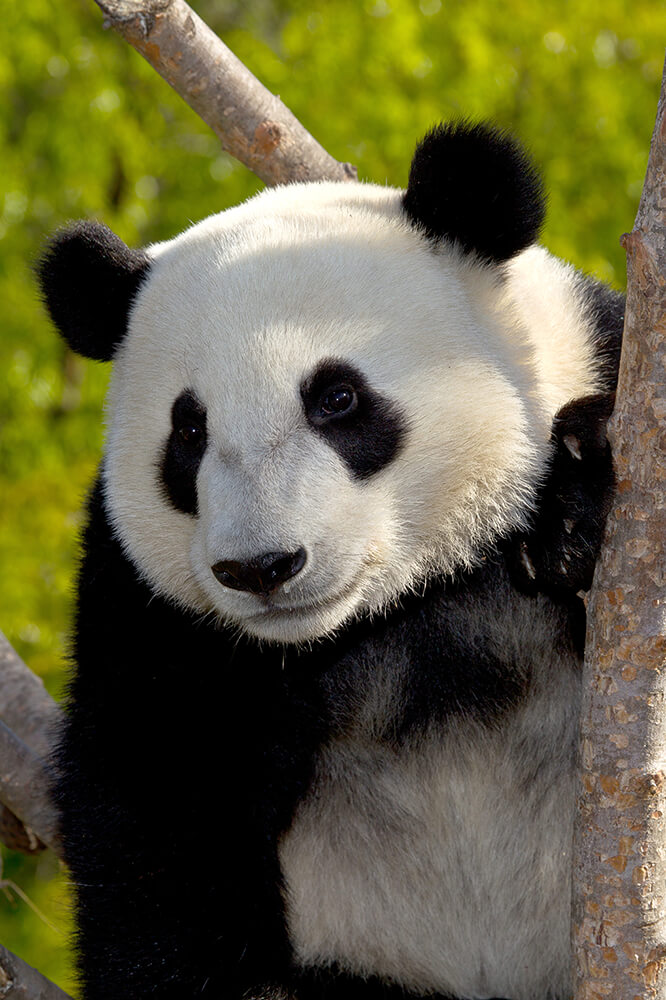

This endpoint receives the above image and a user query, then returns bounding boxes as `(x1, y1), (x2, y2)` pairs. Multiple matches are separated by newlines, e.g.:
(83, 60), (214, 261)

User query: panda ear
(36, 221), (151, 362)
(402, 121), (546, 264)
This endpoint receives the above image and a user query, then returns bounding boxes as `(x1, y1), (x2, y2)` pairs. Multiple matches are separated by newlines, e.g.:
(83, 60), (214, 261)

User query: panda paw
(507, 393), (615, 598)
(242, 989), (295, 1000)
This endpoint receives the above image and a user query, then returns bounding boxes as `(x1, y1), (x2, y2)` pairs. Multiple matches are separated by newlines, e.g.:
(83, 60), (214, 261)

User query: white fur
(103, 181), (599, 645)
(100, 178), (606, 997)
(280, 595), (581, 1000)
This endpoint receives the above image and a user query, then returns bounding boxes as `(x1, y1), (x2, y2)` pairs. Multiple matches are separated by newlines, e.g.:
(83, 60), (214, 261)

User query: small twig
(0, 882), (60, 938)
(92, 0), (357, 186)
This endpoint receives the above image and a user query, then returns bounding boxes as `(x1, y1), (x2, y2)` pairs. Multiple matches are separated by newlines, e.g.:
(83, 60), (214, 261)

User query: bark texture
(572, 57), (666, 999)
(0, 944), (73, 1000)
(0, 721), (61, 857)
(93, 0), (357, 186)
(0, 633), (63, 855)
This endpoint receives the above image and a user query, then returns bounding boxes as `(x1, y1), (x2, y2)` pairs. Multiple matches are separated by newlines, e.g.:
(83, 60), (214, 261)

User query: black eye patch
(300, 359), (407, 479)
(159, 389), (208, 515)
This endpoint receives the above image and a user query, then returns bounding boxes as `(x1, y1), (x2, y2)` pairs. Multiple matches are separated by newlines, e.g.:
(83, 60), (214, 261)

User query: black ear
(402, 121), (546, 264)
(36, 221), (151, 361)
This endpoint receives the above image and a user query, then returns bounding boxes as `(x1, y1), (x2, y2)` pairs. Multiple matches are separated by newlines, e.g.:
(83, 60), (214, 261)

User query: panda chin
(231, 601), (351, 645)
(224, 574), (374, 645)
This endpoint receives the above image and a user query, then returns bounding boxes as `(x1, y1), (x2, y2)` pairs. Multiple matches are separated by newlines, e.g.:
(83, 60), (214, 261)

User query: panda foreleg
(54, 481), (311, 998)
(506, 392), (615, 603)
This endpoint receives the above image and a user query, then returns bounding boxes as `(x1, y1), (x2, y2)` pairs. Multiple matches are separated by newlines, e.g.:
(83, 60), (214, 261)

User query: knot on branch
(0, 966), (13, 996)
(97, 0), (173, 19)
(252, 120), (283, 158)
(635, 769), (666, 799)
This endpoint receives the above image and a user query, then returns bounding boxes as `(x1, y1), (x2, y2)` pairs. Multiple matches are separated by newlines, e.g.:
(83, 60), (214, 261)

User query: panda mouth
(241, 570), (370, 627)
(248, 589), (352, 620)
(209, 544), (388, 640)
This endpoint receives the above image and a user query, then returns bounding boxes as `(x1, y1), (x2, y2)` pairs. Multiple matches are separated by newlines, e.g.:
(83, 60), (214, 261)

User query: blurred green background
(1, 0), (664, 991)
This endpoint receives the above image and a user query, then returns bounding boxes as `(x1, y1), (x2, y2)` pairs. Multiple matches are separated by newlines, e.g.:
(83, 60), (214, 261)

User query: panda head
(37, 122), (550, 644)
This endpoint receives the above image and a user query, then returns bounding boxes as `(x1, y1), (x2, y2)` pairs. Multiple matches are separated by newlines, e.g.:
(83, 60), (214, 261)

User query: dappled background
(1, 0), (665, 990)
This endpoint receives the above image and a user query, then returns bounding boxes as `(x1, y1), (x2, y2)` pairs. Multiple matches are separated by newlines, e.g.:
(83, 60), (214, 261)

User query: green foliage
(0, 0), (663, 990)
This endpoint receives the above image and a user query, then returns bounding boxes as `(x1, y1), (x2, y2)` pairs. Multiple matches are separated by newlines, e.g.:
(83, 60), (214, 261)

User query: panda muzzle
(211, 548), (307, 597)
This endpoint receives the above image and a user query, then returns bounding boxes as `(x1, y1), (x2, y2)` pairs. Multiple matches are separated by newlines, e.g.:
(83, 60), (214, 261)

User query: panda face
(99, 182), (549, 644)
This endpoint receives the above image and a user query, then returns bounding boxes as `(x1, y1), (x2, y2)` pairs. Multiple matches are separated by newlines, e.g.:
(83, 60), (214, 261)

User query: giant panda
(38, 121), (624, 1000)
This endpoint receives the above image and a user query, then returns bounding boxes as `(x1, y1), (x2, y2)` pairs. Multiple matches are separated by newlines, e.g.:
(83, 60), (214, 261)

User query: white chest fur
(279, 663), (580, 1000)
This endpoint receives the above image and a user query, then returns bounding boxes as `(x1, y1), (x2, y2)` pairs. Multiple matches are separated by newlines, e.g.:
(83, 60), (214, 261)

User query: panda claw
(563, 434), (582, 460)
(520, 542), (536, 580)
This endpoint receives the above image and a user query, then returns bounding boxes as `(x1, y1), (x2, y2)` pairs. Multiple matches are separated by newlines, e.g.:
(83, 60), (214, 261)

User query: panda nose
(211, 548), (307, 596)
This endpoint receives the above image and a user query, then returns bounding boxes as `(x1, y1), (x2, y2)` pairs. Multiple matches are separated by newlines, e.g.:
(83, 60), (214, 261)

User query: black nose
(211, 548), (307, 596)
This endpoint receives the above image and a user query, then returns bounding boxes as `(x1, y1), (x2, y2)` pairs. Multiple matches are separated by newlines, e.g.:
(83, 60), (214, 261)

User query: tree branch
(572, 55), (666, 999)
(0, 634), (62, 760)
(0, 634), (63, 855)
(0, 721), (61, 858)
(0, 943), (73, 1000)
(93, 0), (357, 186)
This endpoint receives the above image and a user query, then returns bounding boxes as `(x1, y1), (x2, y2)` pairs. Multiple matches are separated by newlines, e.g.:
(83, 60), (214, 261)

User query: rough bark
(0, 721), (61, 857)
(0, 635), (61, 760)
(93, 0), (357, 187)
(0, 944), (73, 1000)
(572, 56), (666, 999)
(0, 634), (63, 855)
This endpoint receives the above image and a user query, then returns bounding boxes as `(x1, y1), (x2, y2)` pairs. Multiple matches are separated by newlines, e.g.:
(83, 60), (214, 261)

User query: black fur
(159, 389), (208, 515)
(402, 121), (546, 263)
(506, 393), (616, 613)
(53, 479), (589, 999)
(403, 121), (546, 263)
(36, 221), (150, 361)
(505, 275), (624, 606)
(300, 359), (407, 479)
(576, 273), (625, 388)
(296, 967), (511, 998)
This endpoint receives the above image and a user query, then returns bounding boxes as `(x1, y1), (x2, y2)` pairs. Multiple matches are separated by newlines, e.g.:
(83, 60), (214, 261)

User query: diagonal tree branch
(0, 943), (73, 1000)
(572, 55), (666, 1000)
(93, 0), (357, 187)
(0, 635), (61, 761)
(0, 721), (61, 858)
(0, 634), (63, 855)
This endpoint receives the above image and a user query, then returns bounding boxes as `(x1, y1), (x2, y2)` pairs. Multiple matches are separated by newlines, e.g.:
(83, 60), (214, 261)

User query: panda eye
(177, 423), (205, 447)
(319, 385), (357, 418)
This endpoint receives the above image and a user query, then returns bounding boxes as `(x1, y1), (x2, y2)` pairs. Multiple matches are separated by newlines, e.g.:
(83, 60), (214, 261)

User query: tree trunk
(572, 54), (666, 1000)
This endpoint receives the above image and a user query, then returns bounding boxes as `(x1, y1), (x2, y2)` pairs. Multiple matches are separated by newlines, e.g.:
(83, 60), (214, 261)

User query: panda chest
(278, 720), (576, 1000)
